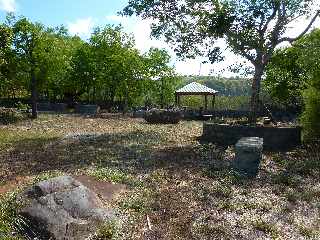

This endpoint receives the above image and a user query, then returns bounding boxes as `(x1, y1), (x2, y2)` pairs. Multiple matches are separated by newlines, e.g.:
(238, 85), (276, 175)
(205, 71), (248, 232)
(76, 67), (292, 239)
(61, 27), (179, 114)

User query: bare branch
(278, 10), (320, 43)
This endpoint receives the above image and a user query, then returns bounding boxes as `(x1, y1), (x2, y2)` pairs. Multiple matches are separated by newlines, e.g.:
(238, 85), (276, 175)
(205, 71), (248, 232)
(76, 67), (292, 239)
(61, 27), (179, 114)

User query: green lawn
(0, 114), (319, 239)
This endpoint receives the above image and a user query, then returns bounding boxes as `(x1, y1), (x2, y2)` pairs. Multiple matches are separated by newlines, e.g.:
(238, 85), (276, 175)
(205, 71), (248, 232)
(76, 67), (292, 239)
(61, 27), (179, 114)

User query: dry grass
(0, 113), (319, 239)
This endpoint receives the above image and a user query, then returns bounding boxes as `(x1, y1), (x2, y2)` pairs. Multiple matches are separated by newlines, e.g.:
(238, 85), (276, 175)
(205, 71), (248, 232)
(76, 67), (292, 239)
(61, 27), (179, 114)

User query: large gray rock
(19, 176), (114, 240)
(233, 137), (263, 177)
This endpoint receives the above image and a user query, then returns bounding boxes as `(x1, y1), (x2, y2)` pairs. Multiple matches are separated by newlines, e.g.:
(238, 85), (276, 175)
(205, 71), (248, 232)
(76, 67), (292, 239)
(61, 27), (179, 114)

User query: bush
(15, 101), (30, 112)
(144, 109), (182, 124)
(301, 87), (320, 140)
(0, 108), (26, 125)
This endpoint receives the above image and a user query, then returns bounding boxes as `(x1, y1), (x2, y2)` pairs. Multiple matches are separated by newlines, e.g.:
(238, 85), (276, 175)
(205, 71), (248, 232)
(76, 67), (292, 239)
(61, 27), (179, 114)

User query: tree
(89, 25), (143, 108)
(11, 17), (49, 118)
(123, 0), (320, 123)
(265, 47), (305, 105)
(265, 28), (320, 105)
(0, 24), (12, 65)
(144, 48), (178, 107)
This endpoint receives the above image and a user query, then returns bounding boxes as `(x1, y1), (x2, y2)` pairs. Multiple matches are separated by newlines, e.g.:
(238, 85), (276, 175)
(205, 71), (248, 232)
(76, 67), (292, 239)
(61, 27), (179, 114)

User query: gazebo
(175, 82), (218, 110)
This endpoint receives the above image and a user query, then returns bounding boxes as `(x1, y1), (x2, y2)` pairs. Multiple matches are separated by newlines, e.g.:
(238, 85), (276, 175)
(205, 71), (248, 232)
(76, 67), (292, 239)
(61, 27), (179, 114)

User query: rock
(233, 137), (263, 177)
(19, 176), (115, 240)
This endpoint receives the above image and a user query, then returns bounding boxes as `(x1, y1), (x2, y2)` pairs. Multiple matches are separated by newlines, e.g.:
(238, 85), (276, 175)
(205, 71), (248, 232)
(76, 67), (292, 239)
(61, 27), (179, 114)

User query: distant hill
(179, 76), (251, 96)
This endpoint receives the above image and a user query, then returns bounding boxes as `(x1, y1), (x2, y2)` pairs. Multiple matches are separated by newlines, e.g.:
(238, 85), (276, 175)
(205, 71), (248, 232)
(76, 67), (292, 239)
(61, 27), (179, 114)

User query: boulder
(19, 176), (115, 240)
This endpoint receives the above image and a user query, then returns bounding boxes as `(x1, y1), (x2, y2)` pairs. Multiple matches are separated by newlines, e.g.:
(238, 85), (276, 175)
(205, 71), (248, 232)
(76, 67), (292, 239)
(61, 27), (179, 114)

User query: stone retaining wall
(202, 123), (302, 151)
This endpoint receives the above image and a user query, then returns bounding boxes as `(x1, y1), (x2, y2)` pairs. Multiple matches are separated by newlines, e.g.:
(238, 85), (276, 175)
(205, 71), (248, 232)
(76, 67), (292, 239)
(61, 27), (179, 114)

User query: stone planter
(75, 104), (100, 115)
(144, 109), (183, 124)
(202, 123), (302, 151)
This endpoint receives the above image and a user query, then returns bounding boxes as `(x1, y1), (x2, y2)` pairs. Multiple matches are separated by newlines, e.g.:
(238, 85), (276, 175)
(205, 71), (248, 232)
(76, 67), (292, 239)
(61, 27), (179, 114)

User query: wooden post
(204, 94), (208, 111)
(212, 94), (216, 109)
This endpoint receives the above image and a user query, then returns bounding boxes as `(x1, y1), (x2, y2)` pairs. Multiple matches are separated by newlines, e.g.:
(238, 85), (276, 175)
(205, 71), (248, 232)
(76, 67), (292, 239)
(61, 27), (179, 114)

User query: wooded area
(0, 14), (179, 117)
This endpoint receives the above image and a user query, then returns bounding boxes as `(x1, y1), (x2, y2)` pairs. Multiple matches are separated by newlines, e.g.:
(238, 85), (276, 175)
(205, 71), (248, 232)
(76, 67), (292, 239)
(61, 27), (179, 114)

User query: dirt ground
(0, 114), (319, 239)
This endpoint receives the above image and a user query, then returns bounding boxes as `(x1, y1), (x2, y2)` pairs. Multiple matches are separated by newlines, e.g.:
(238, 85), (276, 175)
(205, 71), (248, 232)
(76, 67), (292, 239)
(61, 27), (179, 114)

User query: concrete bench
(233, 137), (263, 177)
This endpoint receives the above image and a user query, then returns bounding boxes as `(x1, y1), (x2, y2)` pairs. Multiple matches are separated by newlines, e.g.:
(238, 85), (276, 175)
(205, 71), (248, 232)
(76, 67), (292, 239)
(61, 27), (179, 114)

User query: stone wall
(75, 104), (100, 115)
(202, 123), (302, 151)
(37, 103), (68, 112)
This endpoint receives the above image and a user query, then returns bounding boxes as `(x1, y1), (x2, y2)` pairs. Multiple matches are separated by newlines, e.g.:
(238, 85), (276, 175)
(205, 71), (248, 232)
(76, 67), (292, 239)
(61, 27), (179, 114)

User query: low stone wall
(75, 104), (100, 115)
(37, 103), (68, 112)
(202, 123), (302, 151)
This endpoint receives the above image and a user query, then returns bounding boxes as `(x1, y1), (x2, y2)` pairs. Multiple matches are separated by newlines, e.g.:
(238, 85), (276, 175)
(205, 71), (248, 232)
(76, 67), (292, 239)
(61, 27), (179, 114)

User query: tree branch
(260, 3), (279, 35)
(278, 10), (320, 43)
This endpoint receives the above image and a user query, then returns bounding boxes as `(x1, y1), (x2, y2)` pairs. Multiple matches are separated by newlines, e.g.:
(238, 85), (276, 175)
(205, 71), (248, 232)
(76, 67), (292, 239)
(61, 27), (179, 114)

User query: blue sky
(1, 0), (320, 76)
(0, 0), (127, 26)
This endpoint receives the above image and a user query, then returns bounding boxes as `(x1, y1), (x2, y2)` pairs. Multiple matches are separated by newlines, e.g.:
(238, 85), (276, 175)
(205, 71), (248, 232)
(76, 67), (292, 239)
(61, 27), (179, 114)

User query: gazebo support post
(212, 94), (216, 110)
(204, 95), (208, 111)
(175, 93), (181, 107)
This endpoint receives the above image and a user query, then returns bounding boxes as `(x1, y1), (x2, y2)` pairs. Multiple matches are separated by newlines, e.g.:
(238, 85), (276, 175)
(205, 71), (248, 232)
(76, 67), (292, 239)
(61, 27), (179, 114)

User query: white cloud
(68, 17), (94, 38)
(0, 0), (16, 12)
(105, 15), (126, 22)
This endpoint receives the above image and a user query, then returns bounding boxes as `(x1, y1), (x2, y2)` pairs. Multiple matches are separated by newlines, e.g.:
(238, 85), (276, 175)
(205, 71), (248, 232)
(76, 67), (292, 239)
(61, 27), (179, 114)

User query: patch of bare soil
(74, 175), (126, 201)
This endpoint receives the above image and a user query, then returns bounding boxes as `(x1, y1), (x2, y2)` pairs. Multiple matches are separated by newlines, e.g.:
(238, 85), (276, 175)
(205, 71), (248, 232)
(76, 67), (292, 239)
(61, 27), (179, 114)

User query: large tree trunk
(249, 65), (264, 124)
(160, 78), (164, 108)
(31, 66), (38, 119)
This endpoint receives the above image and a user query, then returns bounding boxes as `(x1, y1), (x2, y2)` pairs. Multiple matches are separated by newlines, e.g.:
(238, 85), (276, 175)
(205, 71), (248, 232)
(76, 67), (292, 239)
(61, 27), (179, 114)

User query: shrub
(144, 109), (182, 124)
(301, 87), (320, 141)
(15, 102), (30, 112)
(0, 108), (26, 125)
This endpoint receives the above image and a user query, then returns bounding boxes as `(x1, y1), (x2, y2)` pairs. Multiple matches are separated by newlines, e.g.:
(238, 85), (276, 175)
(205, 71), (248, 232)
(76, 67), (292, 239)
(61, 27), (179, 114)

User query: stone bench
(233, 137), (263, 177)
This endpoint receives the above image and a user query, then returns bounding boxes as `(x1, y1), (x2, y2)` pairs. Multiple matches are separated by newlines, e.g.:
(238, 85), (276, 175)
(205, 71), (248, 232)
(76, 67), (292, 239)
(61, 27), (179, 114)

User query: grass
(252, 219), (279, 239)
(0, 113), (319, 239)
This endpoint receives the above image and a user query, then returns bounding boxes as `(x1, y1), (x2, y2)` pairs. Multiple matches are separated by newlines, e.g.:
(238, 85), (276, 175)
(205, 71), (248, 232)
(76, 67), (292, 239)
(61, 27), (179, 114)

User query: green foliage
(301, 86), (320, 140)
(87, 167), (141, 187)
(0, 191), (25, 240)
(252, 219), (279, 238)
(94, 220), (121, 240)
(0, 108), (25, 125)
(123, 0), (314, 63)
(0, 15), (178, 109)
(14, 102), (30, 112)
(265, 47), (305, 105)
(265, 29), (320, 105)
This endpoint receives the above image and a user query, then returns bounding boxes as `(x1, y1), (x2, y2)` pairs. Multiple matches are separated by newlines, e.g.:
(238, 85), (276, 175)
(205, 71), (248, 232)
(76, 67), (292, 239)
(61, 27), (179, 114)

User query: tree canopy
(0, 15), (179, 116)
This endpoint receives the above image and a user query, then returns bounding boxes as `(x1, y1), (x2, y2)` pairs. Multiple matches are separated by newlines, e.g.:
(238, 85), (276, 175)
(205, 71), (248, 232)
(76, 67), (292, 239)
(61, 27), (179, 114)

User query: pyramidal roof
(176, 82), (218, 94)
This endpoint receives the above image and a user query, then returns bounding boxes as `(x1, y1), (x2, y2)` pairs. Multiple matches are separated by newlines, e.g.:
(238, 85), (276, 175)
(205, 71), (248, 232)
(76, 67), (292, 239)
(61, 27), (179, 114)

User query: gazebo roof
(175, 82), (218, 95)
